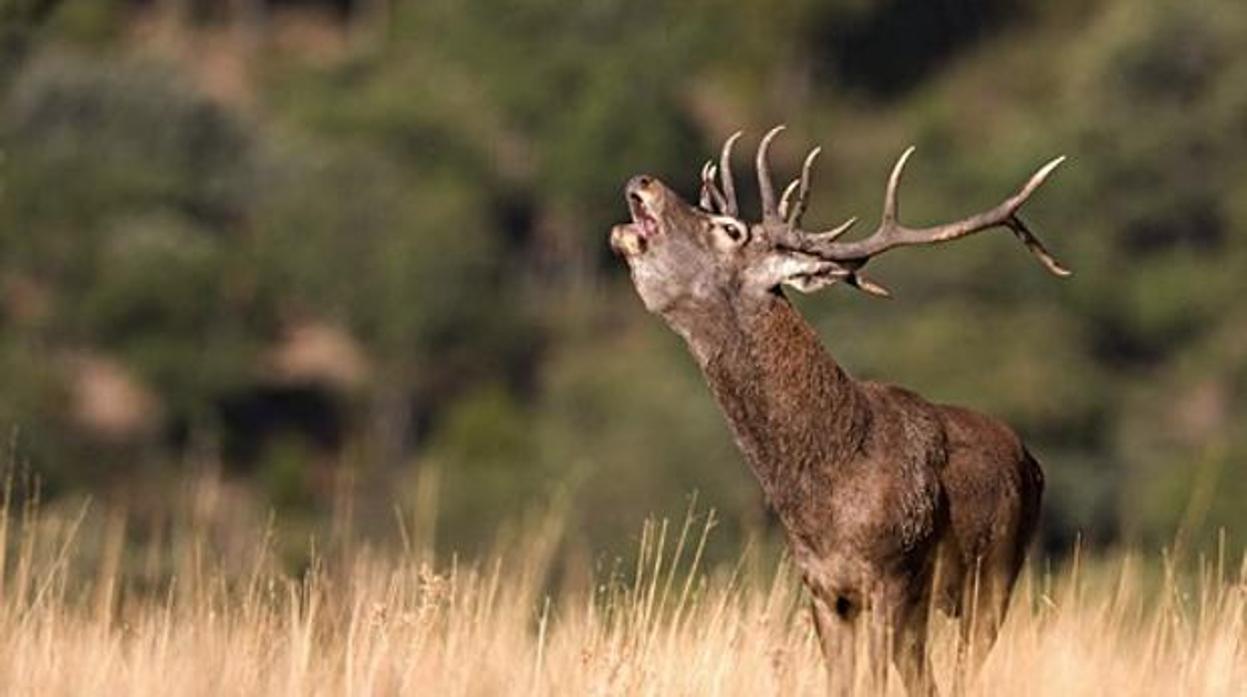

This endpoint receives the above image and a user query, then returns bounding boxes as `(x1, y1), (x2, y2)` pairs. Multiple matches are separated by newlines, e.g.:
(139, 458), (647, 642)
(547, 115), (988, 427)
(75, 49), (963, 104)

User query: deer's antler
(704, 127), (1070, 297)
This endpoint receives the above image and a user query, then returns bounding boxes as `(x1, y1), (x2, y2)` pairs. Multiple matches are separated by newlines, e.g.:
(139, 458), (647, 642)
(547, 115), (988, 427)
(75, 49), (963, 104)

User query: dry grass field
(0, 480), (1242, 697)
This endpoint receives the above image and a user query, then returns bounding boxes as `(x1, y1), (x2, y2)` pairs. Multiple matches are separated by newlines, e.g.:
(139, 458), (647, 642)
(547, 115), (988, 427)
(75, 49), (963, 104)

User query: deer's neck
(668, 291), (868, 518)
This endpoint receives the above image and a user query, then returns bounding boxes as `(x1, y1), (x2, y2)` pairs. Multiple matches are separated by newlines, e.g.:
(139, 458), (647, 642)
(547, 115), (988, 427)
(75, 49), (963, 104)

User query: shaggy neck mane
(668, 291), (868, 526)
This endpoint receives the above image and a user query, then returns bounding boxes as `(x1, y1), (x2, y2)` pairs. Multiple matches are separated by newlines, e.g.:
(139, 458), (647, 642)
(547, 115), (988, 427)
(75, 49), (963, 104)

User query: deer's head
(611, 126), (1069, 320)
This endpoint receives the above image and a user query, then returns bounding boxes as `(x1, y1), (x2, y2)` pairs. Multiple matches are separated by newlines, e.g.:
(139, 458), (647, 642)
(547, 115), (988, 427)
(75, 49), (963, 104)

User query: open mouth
(629, 193), (660, 239)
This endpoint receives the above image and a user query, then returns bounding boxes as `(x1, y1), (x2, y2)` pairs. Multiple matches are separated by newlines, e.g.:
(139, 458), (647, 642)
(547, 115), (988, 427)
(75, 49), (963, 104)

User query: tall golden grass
(0, 477), (1242, 696)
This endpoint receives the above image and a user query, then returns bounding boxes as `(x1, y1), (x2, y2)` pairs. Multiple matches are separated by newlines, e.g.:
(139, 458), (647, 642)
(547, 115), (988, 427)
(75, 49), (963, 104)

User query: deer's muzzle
(626, 176), (661, 238)
(610, 223), (648, 257)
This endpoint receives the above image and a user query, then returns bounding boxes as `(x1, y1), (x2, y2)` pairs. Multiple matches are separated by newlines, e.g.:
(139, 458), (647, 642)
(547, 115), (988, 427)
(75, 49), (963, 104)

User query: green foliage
(0, 0), (1244, 558)
(1058, 0), (1247, 546)
(425, 384), (542, 553)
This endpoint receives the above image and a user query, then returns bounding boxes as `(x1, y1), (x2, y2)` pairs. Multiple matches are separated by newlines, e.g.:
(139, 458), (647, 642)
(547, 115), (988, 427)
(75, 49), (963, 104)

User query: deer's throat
(673, 293), (867, 511)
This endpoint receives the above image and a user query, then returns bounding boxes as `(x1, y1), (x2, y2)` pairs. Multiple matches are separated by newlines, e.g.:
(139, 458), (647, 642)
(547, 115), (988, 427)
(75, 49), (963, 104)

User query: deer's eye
(709, 216), (748, 247)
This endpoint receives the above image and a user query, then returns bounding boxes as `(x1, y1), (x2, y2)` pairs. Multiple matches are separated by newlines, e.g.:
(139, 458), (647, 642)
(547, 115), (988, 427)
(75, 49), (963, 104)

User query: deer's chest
(781, 411), (947, 588)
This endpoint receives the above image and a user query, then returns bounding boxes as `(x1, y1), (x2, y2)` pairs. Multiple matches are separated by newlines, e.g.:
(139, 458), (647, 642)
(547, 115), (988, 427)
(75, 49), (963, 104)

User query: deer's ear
(749, 250), (850, 293)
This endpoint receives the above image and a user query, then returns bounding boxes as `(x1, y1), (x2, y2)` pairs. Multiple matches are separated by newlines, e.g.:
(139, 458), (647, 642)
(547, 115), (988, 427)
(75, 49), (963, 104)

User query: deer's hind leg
(957, 448), (1043, 676)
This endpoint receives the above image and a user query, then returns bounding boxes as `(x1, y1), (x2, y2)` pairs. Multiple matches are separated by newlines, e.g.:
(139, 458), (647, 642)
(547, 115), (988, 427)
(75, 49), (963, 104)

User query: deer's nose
(626, 175), (655, 195)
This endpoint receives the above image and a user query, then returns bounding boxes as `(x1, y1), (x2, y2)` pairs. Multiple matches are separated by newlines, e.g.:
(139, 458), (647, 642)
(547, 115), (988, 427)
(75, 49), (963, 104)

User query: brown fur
(612, 174), (1046, 695)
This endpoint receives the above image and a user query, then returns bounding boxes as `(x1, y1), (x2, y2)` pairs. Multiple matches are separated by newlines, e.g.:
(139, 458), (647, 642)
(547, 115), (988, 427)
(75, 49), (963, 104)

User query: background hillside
(1, 0), (1245, 567)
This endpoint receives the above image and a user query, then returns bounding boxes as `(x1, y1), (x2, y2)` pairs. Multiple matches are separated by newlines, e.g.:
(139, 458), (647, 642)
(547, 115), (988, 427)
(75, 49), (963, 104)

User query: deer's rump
(931, 404), (1045, 616)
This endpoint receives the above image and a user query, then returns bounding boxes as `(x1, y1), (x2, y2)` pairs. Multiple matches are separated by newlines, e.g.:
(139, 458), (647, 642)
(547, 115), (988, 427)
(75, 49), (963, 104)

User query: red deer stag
(609, 127), (1065, 695)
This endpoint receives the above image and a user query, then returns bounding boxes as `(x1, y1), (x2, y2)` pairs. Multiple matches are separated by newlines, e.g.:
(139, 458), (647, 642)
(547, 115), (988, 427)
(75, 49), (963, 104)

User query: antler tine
(1013, 156), (1066, 205)
(757, 125), (786, 222)
(778, 179), (800, 221)
(847, 272), (892, 298)
(881, 146), (917, 228)
(719, 131), (743, 217)
(1008, 214), (1072, 277)
(809, 216), (858, 243)
(795, 150), (1070, 281)
(699, 161), (713, 211)
(700, 160), (729, 213)
(787, 146), (822, 225)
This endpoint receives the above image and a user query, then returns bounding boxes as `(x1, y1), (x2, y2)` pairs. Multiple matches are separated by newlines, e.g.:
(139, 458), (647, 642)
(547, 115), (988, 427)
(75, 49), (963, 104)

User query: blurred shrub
(0, 0), (1244, 558)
